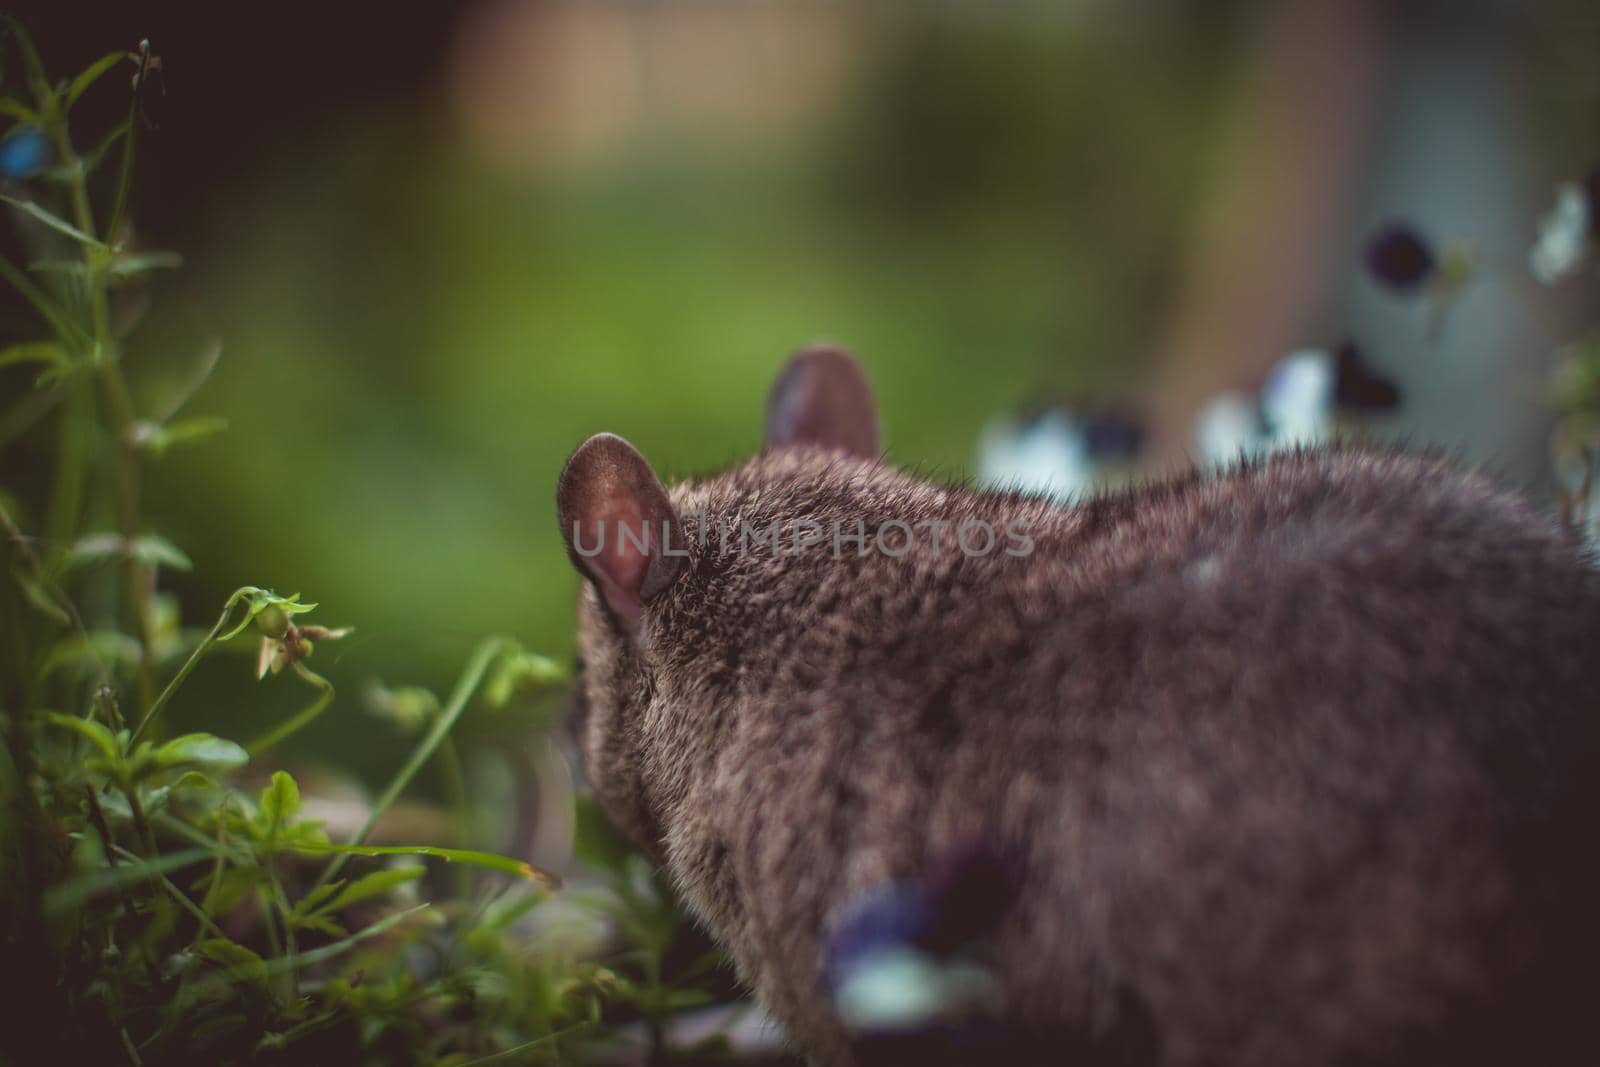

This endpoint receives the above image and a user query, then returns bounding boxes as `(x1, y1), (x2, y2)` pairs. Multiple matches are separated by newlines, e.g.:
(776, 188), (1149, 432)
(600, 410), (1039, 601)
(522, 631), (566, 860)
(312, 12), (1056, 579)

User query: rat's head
(556, 346), (880, 852)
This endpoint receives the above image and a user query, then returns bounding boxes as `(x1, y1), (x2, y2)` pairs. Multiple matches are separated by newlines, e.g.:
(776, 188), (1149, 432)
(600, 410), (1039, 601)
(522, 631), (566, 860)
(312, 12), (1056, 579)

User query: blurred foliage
(3, 5), (1596, 1063)
(113, 9), (1238, 777)
(0, 22), (748, 1065)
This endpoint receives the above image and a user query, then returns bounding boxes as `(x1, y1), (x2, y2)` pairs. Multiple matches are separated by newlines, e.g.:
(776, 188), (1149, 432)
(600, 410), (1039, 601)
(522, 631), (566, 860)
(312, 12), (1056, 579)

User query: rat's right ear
(765, 345), (880, 459)
(557, 433), (686, 628)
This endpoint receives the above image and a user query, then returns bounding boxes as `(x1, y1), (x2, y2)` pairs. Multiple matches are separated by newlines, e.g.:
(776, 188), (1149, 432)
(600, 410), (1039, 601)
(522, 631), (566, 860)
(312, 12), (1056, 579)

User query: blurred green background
(5, 0), (1599, 808)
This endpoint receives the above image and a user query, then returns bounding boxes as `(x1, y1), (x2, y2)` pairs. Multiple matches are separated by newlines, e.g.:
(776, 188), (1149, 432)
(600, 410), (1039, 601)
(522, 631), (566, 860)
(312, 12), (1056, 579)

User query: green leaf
(259, 770), (302, 829)
(278, 820), (330, 848)
(12, 565), (70, 625)
(108, 249), (183, 277)
(280, 905), (430, 970)
(131, 533), (193, 572)
(63, 532), (192, 572)
(44, 846), (215, 913)
(288, 880), (343, 919)
(0, 341), (69, 375)
(149, 338), (223, 423)
(45, 711), (121, 763)
(287, 842), (556, 885)
(0, 97), (38, 123)
(153, 733), (248, 772)
(478, 887), (550, 935)
(0, 193), (108, 250)
(0, 249), (89, 346)
(142, 785), (175, 813)
(194, 938), (269, 984)
(64, 532), (124, 569)
(196, 865), (266, 916)
(253, 770), (323, 850)
(188, 905), (430, 995)
(316, 865), (425, 916)
(170, 769), (218, 790)
(40, 631), (142, 678)
(132, 415), (229, 457)
(293, 914), (346, 938)
(25, 258), (85, 278)
(33, 251), (184, 282)
(484, 649), (566, 708)
(142, 771), (217, 813)
(64, 50), (125, 109)
(666, 988), (717, 1010)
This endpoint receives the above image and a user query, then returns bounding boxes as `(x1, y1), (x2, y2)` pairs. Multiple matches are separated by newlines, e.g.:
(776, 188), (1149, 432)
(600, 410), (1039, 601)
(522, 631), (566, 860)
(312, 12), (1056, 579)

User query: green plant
(0, 21), (736, 1066)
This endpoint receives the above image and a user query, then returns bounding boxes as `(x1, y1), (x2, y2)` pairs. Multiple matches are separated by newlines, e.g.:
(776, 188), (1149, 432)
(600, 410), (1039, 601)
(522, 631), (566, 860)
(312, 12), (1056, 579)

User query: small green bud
(254, 603), (290, 639)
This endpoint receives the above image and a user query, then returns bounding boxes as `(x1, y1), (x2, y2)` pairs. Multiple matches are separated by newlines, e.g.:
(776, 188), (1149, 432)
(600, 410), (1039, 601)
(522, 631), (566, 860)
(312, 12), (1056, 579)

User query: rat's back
(904, 448), (1600, 1066)
(558, 349), (1600, 1067)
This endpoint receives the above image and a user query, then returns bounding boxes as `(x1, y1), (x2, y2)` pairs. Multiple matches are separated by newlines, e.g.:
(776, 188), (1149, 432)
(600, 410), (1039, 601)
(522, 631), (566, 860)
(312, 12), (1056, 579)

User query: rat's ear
(557, 433), (686, 627)
(764, 345), (880, 459)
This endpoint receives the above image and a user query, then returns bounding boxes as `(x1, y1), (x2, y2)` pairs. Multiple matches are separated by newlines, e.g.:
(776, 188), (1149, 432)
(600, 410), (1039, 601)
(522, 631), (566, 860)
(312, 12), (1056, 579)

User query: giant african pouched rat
(556, 346), (1600, 1066)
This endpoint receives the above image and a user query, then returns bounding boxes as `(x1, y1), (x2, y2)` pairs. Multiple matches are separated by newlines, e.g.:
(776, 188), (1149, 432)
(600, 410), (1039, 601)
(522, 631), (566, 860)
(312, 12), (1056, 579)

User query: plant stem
(129, 587), (258, 743)
(452, 1020), (596, 1067)
(438, 733), (473, 897)
(246, 663), (334, 755)
(53, 113), (157, 718)
(265, 865), (299, 1000)
(314, 637), (515, 890)
(255, 885), (283, 963)
(105, 72), (140, 252)
(123, 782), (159, 859)
(109, 845), (229, 941)
(118, 1027), (144, 1066)
(0, 255), (89, 347)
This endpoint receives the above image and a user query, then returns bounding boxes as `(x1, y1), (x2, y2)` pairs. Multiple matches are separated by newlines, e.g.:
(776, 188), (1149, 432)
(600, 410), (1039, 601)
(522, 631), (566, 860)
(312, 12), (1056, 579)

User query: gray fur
(560, 350), (1600, 1066)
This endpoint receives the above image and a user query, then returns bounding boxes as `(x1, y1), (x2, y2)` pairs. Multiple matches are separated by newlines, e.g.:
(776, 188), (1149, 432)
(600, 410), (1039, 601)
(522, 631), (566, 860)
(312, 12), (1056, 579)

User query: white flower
(1195, 392), (1263, 466)
(1530, 183), (1592, 285)
(1261, 349), (1334, 447)
(833, 947), (995, 1032)
(1194, 349), (1336, 467)
(977, 410), (1095, 502)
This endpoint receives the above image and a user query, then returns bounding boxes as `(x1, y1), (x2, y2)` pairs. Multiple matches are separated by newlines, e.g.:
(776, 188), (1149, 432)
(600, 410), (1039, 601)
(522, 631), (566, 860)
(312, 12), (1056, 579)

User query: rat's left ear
(764, 345), (880, 459)
(557, 433), (686, 627)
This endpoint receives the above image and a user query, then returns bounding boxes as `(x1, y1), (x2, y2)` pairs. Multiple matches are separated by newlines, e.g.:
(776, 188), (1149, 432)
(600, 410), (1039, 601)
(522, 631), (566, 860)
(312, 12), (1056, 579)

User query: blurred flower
(833, 947), (993, 1033)
(1332, 342), (1400, 414)
(1196, 344), (1397, 466)
(825, 856), (1005, 1036)
(977, 405), (1143, 502)
(256, 622), (352, 678)
(978, 410), (1092, 501)
(1361, 221), (1478, 339)
(0, 125), (48, 181)
(1195, 393), (1263, 466)
(1364, 223), (1435, 290)
(1261, 349), (1334, 445)
(1530, 179), (1593, 285)
(1081, 411), (1145, 463)
(827, 882), (936, 983)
